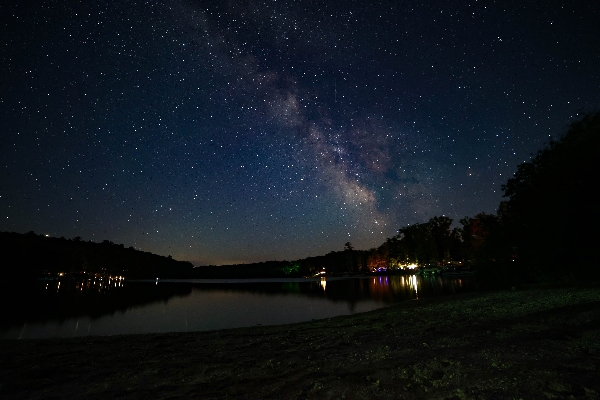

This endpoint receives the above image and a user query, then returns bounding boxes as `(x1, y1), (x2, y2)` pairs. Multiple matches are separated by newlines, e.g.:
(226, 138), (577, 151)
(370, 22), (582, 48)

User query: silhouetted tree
(501, 111), (600, 281)
(397, 222), (437, 265)
(428, 216), (453, 263)
(0, 231), (194, 280)
(459, 213), (505, 263)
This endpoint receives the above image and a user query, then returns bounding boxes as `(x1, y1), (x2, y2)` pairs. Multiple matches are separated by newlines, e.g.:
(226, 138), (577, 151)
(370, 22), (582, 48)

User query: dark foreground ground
(1, 285), (600, 399)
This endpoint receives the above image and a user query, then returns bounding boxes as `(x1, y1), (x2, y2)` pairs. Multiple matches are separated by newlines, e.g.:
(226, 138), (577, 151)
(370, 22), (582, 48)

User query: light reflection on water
(1, 274), (476, 339)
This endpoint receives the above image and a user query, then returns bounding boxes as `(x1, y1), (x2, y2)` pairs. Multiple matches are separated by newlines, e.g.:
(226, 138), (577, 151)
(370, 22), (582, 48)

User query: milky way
(1, 1), (599, 265)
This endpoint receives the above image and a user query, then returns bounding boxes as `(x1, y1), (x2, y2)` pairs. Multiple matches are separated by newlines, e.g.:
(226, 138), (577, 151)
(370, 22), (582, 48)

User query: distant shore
(1, 284), (599, 399)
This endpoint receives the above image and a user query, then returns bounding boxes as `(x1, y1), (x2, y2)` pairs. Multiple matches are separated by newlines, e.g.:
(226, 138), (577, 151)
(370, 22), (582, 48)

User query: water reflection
(367, 274), (470, 302)
(1, 278), (192, 329)
(1, 275), (476, 339)
(320, 276), (327, 291)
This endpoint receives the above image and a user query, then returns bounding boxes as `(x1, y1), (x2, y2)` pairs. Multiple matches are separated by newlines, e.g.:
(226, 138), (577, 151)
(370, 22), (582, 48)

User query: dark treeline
(193, 261), (297, 279)
(217, 112), (600, 284)
(307, 111), (599, 284)
(0, 232), (194, 281)
(3, 112), (599, 284)
(365, 111), (600, 285)
(198, 242), (369, 278)
(498, 111), (600, 283)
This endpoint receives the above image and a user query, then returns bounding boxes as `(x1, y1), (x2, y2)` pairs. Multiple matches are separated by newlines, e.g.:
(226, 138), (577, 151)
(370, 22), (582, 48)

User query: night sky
(2, 1), (599, 266)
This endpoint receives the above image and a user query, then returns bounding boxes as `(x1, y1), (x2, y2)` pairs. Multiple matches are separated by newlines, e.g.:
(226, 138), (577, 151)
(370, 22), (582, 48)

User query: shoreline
(1, 285), (600, 399)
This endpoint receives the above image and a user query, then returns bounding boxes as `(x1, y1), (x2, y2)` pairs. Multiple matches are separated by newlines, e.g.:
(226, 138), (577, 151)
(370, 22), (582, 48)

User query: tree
(428, 216), (453, 263)
(459, 213), (502, 262)
(367, 247), (388, 271)
(397, 222), (438, 265)
(501, 111), (600, 280)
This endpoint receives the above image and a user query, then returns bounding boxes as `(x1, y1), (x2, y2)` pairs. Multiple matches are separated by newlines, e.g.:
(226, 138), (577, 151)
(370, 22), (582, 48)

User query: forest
(0, 232), (195, 281)
(2, 111), (598, 284)
(194, 111), (600, 284)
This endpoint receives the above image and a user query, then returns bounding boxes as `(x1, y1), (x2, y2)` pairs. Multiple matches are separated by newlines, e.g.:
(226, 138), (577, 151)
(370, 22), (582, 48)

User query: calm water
(1, 275), (476, 339)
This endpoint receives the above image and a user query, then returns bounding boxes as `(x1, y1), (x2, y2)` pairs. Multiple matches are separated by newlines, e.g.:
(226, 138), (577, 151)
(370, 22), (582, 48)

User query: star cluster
(1, 1), (599, 265)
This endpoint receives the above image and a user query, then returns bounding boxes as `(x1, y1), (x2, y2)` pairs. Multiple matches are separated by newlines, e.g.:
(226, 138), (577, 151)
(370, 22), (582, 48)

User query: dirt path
(2, 286), (600, 399)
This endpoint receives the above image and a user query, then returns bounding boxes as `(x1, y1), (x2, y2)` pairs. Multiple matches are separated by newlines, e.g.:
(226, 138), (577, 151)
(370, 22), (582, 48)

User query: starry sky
(1, 1), (599, 266)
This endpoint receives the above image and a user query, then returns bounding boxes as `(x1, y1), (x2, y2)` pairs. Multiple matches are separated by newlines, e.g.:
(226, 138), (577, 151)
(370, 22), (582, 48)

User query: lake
(1, 274), (477, 339)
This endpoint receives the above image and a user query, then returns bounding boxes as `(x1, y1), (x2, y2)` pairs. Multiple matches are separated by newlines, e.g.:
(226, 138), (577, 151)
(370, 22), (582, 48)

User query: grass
(1, 285), (600, 399)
